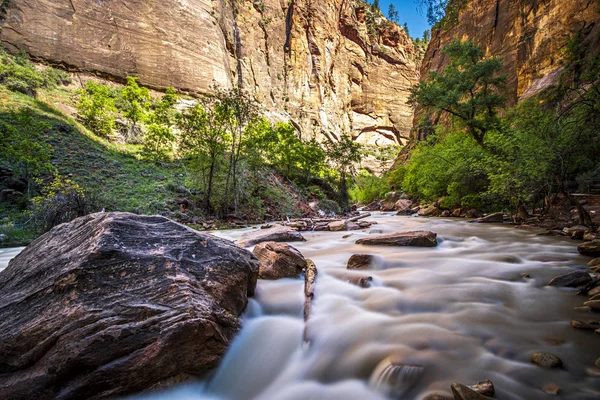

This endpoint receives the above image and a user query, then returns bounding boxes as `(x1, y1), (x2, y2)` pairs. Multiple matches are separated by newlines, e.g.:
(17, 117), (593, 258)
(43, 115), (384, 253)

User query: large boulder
(253, 242), (307, 280)
(579, 240), (600, 257)
(356, 231), (438, 247)
(0, 212), (259, 400)
(237, 225), (305, 248)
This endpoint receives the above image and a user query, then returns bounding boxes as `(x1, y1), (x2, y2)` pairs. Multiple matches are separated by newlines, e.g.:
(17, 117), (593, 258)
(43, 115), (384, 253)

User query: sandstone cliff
(420, 0), (599, 103)
(0, 0), (420, 145)
(392, 0), (600, 164)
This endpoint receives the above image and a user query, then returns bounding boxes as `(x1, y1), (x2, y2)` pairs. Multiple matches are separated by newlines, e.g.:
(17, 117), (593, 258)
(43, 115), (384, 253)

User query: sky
(378, 0), (430, 39)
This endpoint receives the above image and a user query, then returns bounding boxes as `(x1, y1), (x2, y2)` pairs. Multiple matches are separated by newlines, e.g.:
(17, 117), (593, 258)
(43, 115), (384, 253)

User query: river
(2, 214), (600, 399)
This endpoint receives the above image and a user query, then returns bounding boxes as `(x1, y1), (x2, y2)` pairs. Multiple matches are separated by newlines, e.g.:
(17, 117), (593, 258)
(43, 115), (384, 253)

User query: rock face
(237, 225), (305, 248)
(253, 241), (307, 280)
(394, 0), (600, 165)
(420, 1), (599, 104)
(356, 230), (438, 247)
(0, 0), (419, 146)
(0, 212), (259, 400)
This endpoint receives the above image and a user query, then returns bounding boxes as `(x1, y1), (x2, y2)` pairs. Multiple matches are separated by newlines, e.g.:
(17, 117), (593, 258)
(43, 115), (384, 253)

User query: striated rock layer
(0, 0), (420, 145)
(0, 212), (259, 399)
(393, 0), (600, 165)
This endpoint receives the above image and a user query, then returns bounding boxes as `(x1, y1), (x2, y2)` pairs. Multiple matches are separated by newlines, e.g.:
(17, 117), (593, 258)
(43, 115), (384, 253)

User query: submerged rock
(253, 242), (307, 280)
(347, 254), (375, 270)
(542, 383), (560, 395)
(369, 359), (425, 398)
(571, 320), (600, 330)
(547, 270), (592, 288)
(450, 383), (493, 399)
(356, 231), (438, 247)
(579, 240), (600, 257)
(469, 380), (495, 397)
(237, 225), (305, 247)
(531, 352), (563, 368)
(0, 212), (259, 400)
(589, 258), (600, 267)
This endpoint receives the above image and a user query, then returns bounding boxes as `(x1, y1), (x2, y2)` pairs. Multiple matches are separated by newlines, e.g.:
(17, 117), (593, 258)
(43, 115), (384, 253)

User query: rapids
(2, 214), (600, 399)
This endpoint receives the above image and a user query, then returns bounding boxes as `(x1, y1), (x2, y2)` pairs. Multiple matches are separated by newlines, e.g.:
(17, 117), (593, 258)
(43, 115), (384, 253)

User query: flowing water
(2, 215), (600, 399)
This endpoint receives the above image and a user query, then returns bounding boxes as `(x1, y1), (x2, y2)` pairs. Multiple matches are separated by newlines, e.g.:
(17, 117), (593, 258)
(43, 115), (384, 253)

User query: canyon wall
(420, 0), (599, 103)
(0, 0), (420, 145)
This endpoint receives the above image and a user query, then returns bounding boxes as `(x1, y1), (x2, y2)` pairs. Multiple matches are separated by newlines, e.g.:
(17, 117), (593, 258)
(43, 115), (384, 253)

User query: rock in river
(253, 241), (307, 280)
(450, 383), (493, 399)
(578, 240), (600, 257)
(472, 212), (504, 223)
(356, 231), (438, 247)
(0, 212), (259, 400)
(347, 254), (375, 270)
(547, 270), (592, 288)
(237, 224), (305, 247)
(531, 352), (563, 368)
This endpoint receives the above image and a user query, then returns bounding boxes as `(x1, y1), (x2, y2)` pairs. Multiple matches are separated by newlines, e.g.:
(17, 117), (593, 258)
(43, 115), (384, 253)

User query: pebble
(571, 320), (600, 330)
(542, 383), (560, 395)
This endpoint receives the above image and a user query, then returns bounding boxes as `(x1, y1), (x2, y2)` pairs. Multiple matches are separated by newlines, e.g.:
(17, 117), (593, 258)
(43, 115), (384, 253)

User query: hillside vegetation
(0, 49), (380, 246)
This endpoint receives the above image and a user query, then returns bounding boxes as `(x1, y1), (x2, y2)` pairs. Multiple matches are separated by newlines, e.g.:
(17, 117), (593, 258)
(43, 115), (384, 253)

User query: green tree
(214, 87), (259, 215)
(372, 0), (380, 12)
(143, 87), (178, 158)
(325, 134), (362, 210)
(76, 80), (117, 137)
(120, 76), (151, 141)
(178, 102), (230, 212)
(388, 4), (399, 23)
(408, 40), (507, 147)
(0, 108), (54, 197)
(403, 23), (410, 37)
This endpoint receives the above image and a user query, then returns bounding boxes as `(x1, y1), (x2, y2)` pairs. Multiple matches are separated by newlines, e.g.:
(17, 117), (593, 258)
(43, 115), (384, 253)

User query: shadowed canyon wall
(0, 0), (420, 145)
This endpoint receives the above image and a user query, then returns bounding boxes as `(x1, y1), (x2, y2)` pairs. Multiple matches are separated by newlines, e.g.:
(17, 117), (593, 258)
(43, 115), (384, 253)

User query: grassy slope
(0, 86), (184, 246)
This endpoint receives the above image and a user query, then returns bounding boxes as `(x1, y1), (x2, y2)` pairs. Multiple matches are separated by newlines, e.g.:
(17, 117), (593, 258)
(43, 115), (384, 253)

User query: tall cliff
(0, 0), (420, 145)
(392, 0), (600, 165)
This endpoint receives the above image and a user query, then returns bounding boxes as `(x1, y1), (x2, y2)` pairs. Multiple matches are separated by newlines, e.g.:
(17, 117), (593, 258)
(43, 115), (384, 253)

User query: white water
(3, 215), (600, 399)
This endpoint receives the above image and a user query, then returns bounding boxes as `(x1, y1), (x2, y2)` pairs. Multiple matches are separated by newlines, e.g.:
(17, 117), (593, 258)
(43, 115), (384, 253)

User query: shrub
(316, 199), (341, 216)
(349, 170), (390, 203)
(30, 175), (103, 232)
(76, 80), (117, 137)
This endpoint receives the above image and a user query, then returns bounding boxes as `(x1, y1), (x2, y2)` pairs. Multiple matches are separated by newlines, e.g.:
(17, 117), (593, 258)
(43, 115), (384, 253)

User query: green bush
(349, 170), (390, 203)
(76, 80), (117, 137)
(0, 49), (70, 96)
(316, 199), (341, 215)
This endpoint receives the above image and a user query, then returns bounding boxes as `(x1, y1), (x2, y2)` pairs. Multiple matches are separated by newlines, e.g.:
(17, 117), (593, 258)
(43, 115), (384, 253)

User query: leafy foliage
(30, 175), (103, 233)
(76, 80), (117, 137)
(0, 49), (70, 96)
(409, 40), (507, 146)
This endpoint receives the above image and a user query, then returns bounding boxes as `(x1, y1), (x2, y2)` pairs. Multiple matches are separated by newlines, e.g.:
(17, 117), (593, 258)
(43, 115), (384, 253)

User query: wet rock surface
(547, 270), (592, 288)
(237, 225), (305, 247)
(579, 240), (600, 256)
(0, 212), (259, 400)
(531, 352), (563, 368)
(253, 242), (307, 280)
(347, 254), (375, 270)
(356, 230), (438, 247)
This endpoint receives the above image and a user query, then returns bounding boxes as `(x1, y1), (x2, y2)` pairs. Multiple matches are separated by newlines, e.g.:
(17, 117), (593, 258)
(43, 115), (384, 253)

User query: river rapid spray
(2, 214), (600, 399)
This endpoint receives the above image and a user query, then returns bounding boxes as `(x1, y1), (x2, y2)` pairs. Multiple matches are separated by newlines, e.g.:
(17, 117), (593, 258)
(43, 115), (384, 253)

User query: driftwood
(281, 213), (373, 232)
(303, 259), (318, 342)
